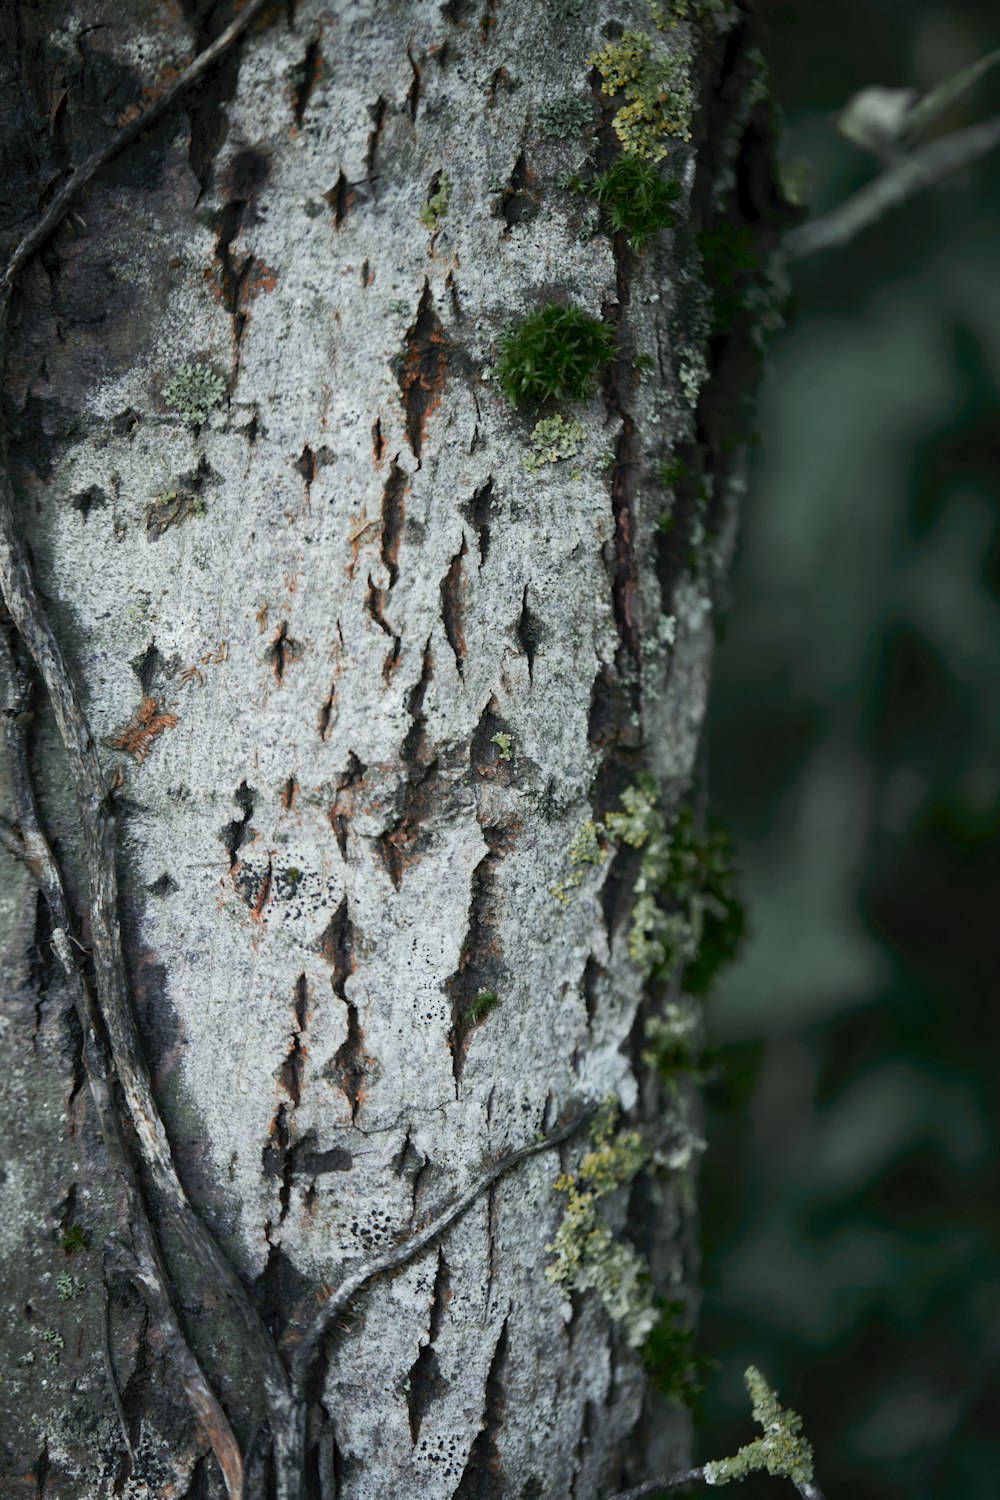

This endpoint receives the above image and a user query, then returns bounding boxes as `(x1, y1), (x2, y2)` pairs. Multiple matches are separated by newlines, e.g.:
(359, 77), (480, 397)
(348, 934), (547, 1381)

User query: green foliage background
(699, 3), (1000, 1496)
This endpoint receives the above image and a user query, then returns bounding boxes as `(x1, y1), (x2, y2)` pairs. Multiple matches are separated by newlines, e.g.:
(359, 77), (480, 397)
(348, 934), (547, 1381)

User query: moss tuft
(496, 304), (616, 408)
(642, 1296), (709, 1405)
(465, 988), (499, 1024)
(592, 156), (681, 248)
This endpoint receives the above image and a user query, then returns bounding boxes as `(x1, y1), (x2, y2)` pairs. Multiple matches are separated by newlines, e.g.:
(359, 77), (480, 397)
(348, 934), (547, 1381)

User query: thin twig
(784, 114), (1000, 259)
(289, 1107), (597, 1395)
(604, 1472), (827, 1500)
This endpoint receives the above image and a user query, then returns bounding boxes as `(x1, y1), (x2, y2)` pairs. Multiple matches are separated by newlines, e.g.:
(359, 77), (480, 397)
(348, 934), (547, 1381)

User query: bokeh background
(698, 3), (1000, 1497)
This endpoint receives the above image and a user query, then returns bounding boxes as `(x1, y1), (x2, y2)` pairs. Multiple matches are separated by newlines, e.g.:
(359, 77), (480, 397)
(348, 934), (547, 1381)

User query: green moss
(539, 93), (593, 138)
(659, 455), (688, 486)
(592, 156), (681, 247)
(497, 303), (616, 408)
(419, 170), (452, 230)
(697, 222), (760, 332)
(704, 1366), (815, 1486)
(642, 1296), (709, 1405)
(523, 414), (586, 470)
(588, 30), (694, 158)
(490, 731), (513, 760)
(61, 1223), (88, 1254)
(465, 988), (499, 1023)
(162, 361), (226, 425)
(545, 1098), (657, 1348)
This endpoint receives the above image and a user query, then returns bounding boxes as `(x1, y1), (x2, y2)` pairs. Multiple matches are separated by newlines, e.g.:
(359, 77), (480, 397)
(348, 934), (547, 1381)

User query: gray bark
(0, 1), (779, 1495)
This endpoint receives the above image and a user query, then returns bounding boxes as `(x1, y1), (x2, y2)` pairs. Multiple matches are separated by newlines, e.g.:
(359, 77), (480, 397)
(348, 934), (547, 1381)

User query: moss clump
(592, 155), (681, 247)
(588, 30), (694, 158)
(162, 361), (226, 425)
(642, 1296), (709, 1405)
(539, 93), (593, 138)
(523, 414), (586, 470)
(419, 170), (452, 230)
(61, 1223), (88, 1254)
(546, 1098), (657, 1348)
(496, 304), (616, 408)
(697, 222), (760, 332)
(704, 1367), (815, 1487)
(465, 988), (499, 1023)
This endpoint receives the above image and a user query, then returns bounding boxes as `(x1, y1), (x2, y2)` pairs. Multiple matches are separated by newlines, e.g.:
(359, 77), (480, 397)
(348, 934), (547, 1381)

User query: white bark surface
(0, 0), (762, 1494)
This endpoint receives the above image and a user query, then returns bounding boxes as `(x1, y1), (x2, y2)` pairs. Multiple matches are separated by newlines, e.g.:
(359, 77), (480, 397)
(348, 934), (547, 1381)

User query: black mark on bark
(380, 460), (406, 587)
(516, 585), (543, 682)
(407, 1249), (452, 1441)
(461, 477), (493, 567)
(454, 1316), (510, 1499)
(440, 535), (468, 679)
(397, 282), (448, 464)
(365, 96), (387, 180)
(291, 37), (322, 128)
(406, 47), (422, 123)
(324, 169), (353, 227)
(494, 151), (539, 231)
(220, 780), (255, 867)
(329, 752), (365, 855)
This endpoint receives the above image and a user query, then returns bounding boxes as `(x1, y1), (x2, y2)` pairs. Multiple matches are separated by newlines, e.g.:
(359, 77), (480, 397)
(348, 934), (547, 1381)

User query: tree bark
(0, 1), (783, 1496)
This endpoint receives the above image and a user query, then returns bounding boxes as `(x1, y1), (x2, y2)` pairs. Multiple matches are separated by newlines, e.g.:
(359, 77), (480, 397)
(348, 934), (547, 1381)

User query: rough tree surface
(0, 0), (781, 1496)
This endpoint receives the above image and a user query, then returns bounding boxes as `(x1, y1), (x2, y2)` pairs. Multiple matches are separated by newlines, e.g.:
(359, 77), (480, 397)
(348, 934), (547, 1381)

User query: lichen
(162, 361), (226, 425)
(539, 93), (593, 138)
(523, 414), (586, 470)
(552, 818), (607, 905)
(704, 1366), (815, 1486)
(545, 1099), (658, 1348)
(588, 29), (694, 157)
(418, 170), (452, 230)
(490, 731), (513, 760)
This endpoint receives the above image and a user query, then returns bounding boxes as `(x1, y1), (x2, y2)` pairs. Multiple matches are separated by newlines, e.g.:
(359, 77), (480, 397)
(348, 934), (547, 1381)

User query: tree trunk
(0, 1), (782, 1496)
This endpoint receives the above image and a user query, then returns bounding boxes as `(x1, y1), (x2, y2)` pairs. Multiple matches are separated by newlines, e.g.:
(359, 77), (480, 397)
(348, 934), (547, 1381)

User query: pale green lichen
(539, 93), (593, 138)
(546, 1099), (657, 1348)
(162, 361), (226, 424)
(490, 731), (512, 760)
(588, 29), (694, 157)
(704, 1366), (815, 1486)
(523, 414), (586, 470)
(552, 818), (607, 905)
(651, 0), (737, 25)
(55, 1271), (84, 1300)
(419, 171), (452, 230)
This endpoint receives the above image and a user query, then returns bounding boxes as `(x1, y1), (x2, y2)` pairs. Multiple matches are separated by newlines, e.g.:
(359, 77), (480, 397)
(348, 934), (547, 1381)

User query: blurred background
(698, 3), (1000, 1497)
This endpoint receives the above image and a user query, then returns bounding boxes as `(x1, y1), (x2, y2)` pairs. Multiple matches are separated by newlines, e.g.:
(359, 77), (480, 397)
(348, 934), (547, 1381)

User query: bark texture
(0, 1), (782, 1496)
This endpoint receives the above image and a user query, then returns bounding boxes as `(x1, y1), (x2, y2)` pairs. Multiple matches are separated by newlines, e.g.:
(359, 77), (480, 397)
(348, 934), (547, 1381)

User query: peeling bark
(0, 0), (789, 1496)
